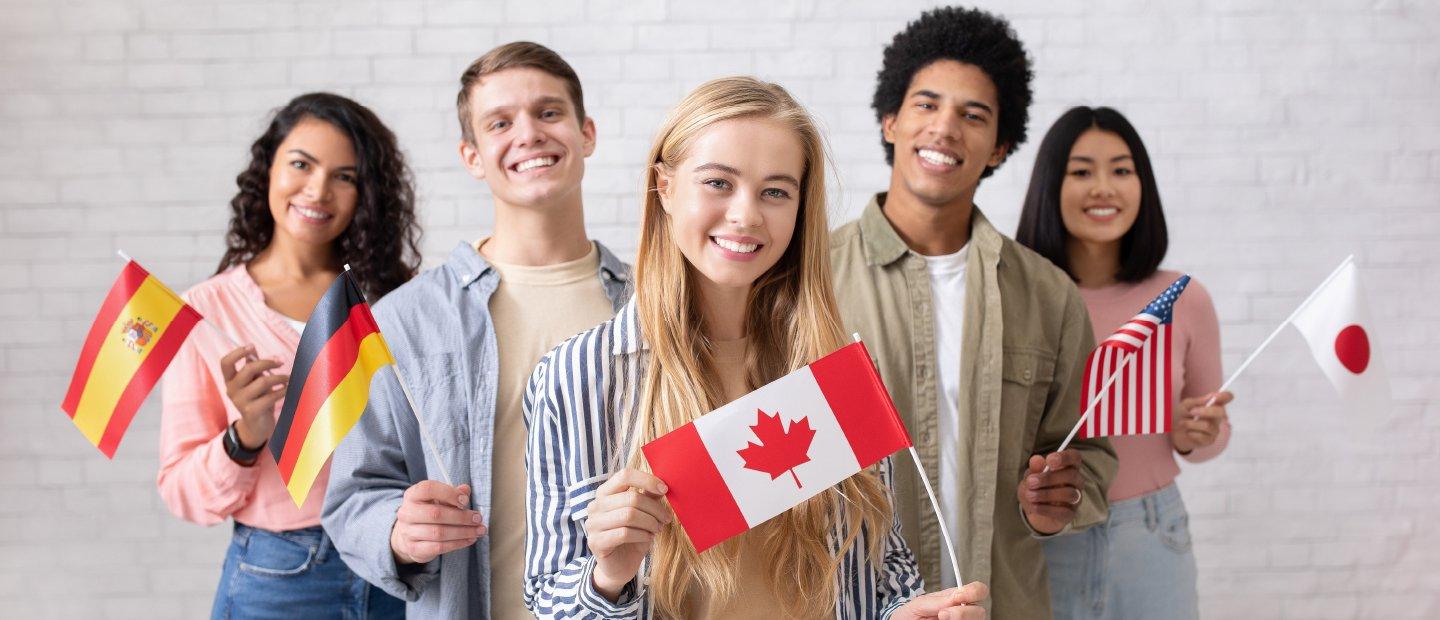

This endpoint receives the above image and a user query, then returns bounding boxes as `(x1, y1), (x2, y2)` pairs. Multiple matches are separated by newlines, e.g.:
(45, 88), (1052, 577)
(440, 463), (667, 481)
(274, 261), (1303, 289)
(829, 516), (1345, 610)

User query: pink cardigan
(157, 265), (326, 530)
(1078, 270), (1231, 502)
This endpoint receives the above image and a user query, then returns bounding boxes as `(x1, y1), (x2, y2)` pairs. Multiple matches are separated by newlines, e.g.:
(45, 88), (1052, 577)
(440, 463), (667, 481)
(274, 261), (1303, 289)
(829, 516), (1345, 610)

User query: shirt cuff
(578, 556), (644, 617)
(204, 431), (262, 494)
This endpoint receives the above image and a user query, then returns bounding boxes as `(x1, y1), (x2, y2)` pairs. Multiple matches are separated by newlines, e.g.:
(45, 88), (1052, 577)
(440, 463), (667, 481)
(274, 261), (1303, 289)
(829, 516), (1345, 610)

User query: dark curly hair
(872, 6), (1034, 178)
(216, 92), (421, 300)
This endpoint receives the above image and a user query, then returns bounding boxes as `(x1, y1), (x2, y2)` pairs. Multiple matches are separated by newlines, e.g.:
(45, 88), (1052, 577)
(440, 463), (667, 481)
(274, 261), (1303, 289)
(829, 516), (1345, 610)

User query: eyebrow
(911, 90), (995, 115)
(478, 95), (571, 119)
(1069, 155), (1134, 164)
(693, 162), (800, 187)
(287, 149), (356, 171)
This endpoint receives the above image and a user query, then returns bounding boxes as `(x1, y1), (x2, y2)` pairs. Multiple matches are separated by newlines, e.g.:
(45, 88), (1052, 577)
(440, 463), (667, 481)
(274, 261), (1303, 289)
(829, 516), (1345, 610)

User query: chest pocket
(1001, 346), (1057, 453)
(563, 472), (611, 522)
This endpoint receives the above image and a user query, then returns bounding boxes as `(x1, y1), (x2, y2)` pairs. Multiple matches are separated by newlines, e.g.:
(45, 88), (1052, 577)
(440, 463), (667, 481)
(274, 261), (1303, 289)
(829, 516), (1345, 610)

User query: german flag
(62, 260), (202, 458)
(270, 270), (395, 506)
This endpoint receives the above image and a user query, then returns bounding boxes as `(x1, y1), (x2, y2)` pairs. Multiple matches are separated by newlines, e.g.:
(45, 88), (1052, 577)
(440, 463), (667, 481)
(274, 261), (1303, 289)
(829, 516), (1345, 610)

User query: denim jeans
(211, 523), (405, 620)
(1042, 483), (1199, 620)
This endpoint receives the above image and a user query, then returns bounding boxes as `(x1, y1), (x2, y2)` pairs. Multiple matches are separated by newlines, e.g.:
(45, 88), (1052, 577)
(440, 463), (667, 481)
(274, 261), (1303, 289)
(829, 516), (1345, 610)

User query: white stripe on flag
(692, 367), (862, 528)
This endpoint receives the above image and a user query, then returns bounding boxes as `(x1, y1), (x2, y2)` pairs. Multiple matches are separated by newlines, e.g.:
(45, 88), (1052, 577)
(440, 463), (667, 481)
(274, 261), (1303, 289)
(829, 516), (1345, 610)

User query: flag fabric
(1079, 274), (1191, 439)
(62, 260), (202, 458)
(641, 341), (912, 553)
(1290, 259), (1389, 409)
(270, 271), (396, 506)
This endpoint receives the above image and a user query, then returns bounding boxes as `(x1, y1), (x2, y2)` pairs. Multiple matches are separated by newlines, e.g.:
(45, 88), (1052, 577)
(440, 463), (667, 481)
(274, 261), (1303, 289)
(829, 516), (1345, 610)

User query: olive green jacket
(831, 194), (1117, 619)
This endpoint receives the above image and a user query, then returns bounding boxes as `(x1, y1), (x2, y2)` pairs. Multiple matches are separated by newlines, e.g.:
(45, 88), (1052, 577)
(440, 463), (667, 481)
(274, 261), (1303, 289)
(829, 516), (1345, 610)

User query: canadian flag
(1290, 259), (1390, 409)
(642, 342), (911, 553)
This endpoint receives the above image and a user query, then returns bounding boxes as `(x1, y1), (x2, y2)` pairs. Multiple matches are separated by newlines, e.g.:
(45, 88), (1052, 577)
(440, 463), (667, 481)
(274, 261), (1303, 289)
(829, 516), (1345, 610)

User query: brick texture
(2, 0), (1437, 617)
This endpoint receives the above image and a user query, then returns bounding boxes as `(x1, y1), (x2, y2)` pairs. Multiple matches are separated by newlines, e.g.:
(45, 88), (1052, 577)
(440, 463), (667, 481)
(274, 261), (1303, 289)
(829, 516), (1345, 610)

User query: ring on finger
(1069, 487), (1082, 505)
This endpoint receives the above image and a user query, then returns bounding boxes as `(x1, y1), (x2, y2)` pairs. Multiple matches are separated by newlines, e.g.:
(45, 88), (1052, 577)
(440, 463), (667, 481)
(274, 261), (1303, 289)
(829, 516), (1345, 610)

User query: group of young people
(154, 6), (1233, 619)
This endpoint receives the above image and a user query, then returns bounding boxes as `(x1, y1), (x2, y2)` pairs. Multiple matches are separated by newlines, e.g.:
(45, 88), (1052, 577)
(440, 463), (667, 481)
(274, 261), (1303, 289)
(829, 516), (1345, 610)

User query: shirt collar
(448, 239), (632, 289)
(609, 297), (648, 356)
(859, 192), (1004, 266)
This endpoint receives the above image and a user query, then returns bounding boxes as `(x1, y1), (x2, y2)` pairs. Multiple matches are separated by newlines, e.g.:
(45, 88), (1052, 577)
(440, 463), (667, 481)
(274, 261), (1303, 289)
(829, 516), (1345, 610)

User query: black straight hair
(1016, 106), (1168, 283)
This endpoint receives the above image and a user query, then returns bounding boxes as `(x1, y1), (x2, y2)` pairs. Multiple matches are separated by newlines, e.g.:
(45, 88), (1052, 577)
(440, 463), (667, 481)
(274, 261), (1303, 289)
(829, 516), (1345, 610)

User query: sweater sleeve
(1176, 279), (1231, 463)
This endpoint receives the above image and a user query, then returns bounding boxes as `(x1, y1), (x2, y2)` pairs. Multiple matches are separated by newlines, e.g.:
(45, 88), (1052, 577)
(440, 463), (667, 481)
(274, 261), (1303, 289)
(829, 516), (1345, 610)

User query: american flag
(1079, 275), (1191, 439)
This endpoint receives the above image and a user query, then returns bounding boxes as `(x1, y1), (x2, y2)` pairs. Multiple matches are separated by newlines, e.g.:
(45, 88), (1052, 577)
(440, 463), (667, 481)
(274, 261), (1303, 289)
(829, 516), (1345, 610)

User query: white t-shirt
(285, 317), (305, 335)
(923, 244), (967, 589)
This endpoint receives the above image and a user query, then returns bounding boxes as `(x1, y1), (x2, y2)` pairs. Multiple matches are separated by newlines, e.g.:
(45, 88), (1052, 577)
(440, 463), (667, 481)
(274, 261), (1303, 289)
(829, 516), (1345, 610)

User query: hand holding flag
(1018, 451), (1086, 535)
(583, 469), (672, 602)
(1172, 390), (1232, 454)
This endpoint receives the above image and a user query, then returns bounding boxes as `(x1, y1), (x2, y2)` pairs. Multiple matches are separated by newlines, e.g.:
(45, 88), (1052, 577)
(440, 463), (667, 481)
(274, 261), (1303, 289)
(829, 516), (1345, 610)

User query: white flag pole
(852, 333), (963, 586)
(344, 264), (454, 487)
(1201, 254), (1355, 408)
(1055, 348), (1138, 454)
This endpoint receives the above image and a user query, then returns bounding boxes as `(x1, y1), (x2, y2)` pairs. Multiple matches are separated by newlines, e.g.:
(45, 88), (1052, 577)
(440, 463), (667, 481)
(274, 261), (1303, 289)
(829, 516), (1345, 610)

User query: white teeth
(714, 238), (759, 253)
(918, 149), (958, 166)
(515, 156), (557, 173)
(1086, 207), (1119, 216)
(293, 205), (331, 220)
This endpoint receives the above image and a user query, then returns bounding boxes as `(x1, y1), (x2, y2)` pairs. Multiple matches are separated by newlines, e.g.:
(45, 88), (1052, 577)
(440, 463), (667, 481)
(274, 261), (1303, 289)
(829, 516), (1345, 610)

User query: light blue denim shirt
(323, 241), (630, 620)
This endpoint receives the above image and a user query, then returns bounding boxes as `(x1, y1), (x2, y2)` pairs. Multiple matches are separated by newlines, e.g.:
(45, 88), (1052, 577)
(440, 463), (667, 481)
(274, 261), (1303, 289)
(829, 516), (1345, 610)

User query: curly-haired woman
(157, 92), (419, 619)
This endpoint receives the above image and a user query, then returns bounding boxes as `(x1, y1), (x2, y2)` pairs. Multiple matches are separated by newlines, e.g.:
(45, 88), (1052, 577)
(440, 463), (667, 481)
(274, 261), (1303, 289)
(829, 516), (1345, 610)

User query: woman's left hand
(1172, 390), (1233, 454)
(893, 581), (988, 619)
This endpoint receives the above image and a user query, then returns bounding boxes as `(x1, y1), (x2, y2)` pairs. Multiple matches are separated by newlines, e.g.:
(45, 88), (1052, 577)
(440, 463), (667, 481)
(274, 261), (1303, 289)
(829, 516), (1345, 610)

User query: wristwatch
(224, 421), (265, 466)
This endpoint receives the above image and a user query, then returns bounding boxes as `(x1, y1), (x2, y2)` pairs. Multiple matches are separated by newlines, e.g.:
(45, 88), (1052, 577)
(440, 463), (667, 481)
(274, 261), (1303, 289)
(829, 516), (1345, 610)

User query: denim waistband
(1105, 483), (1186, 528)
(233, 522), (335, 558)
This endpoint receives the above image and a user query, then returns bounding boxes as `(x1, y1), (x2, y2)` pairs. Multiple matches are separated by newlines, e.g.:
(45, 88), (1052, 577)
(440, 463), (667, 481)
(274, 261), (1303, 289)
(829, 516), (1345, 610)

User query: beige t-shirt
(483, 240), (616, 619)
(692, 338), (819, 620)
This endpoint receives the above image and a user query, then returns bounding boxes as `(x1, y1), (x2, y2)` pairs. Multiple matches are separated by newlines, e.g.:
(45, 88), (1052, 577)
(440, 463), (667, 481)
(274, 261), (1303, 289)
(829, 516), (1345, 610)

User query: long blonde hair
(623, 77), (893, 618)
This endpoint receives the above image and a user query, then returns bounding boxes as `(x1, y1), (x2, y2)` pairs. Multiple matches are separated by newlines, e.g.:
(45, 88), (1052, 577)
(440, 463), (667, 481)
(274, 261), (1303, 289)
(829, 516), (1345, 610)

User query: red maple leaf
(737, 409), (815, 489)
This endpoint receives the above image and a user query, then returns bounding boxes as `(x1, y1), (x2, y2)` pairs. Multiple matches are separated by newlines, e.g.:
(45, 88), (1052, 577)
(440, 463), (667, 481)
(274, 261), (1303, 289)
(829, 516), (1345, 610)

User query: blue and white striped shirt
(523, 299), (926, 619)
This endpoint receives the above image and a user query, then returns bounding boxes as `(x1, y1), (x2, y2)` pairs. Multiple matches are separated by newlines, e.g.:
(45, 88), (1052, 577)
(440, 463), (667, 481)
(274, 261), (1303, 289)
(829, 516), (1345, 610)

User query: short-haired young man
(830, 8), (1117, 618)
(323, 42), (630, 618)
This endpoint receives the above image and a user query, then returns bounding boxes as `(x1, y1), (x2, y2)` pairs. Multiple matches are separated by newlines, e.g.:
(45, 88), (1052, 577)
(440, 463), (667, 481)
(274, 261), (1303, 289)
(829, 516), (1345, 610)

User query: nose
(514, 113), (546, 149)
(303, 171), (332, 202)
(1091, 172), (1117, 198)
(926, 106), (963, 142)
(726, 193), (764, 229)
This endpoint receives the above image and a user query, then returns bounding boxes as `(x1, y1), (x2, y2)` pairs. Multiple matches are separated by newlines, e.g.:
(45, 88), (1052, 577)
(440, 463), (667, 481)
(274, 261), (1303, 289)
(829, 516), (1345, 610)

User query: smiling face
(458, 67), (596, 210)
(655, 116), (805, 297)
(882, 59), (1009, 209)
(1059, 128), (1142, 248)
(266, 117), (359, 249)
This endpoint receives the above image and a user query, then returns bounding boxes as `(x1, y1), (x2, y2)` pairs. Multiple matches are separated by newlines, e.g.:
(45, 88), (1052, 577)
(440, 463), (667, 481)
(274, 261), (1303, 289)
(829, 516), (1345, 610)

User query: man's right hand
(391, 481), (486, 565)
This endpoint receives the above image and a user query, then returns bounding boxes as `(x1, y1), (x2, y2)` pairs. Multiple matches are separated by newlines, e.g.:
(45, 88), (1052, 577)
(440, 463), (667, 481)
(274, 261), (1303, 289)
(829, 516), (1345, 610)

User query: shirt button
(1023, 369), (1033, 381)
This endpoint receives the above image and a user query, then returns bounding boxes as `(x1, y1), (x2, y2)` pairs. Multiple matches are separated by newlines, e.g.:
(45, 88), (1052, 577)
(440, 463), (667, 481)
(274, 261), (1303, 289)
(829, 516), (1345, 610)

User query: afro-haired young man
(830, 7), (1117, 618)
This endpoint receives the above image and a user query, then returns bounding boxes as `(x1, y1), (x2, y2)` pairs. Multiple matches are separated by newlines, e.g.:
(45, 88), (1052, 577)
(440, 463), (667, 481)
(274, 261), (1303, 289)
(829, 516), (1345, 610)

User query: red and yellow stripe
(61, 261), (201, 458)
(272, 300), (395, 506)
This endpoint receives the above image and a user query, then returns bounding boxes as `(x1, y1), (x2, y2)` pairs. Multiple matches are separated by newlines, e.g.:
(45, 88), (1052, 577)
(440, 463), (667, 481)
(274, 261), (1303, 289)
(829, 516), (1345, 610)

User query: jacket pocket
(1002, 346), (1057, 452)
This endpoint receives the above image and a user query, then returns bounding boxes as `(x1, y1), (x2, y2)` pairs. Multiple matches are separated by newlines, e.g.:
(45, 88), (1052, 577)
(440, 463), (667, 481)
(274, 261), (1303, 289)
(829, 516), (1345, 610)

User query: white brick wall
(2, 0), (1437, 617)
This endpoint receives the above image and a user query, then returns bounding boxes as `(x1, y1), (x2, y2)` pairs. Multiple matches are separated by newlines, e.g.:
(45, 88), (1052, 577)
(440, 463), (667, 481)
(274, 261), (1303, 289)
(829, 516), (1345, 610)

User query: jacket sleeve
(874, 457), (925, 618)
(156, 331), (261, 526)
(322, 359), (438, 601)
(1032, 287), (1117, 532)
(523, 351), (644, 619)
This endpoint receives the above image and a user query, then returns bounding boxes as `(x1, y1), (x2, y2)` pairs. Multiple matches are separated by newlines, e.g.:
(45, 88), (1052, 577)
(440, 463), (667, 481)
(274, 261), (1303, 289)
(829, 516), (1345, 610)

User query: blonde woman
(523, 77), (987, 619)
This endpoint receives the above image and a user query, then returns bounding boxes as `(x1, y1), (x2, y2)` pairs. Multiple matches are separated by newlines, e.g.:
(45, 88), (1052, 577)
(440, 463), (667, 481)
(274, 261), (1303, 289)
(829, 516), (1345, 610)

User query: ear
(988, 141), (1010, 168)
(458, 138), (485, 181)
(580, 117), (597, 158)
(653, 163), (674, 214)
(880, 113), (898, 145)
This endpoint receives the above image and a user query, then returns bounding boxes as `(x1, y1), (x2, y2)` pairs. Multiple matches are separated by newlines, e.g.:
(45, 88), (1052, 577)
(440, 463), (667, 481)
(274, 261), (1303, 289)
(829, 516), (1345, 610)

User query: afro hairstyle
(872, 6), (1034, 178)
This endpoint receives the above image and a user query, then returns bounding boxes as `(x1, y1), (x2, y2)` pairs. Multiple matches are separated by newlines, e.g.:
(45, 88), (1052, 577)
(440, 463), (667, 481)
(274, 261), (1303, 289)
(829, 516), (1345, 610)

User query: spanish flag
(62, 260), (202, 458)
(270, 270), (395, 507)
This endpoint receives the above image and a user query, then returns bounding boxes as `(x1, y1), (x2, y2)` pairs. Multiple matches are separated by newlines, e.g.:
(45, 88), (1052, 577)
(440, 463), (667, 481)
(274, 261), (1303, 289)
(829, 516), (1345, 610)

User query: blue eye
(762, 188), (791, 200)
(490, 120), (510, 131)
(290, 160), (308, 170)
(704, 178), (731, 190)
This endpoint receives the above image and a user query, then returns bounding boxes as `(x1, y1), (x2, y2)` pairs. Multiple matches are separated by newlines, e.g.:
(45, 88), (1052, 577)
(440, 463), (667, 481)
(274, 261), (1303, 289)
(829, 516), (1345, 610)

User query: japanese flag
(642, 342), (911, 553)
(1291, 259), (1390, 410)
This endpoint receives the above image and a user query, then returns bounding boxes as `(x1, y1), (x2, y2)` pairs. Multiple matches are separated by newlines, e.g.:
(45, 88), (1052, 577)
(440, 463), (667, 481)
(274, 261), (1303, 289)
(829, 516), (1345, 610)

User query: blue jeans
(211, 523), (404, 620)
(1042, 483), (1199, 620)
